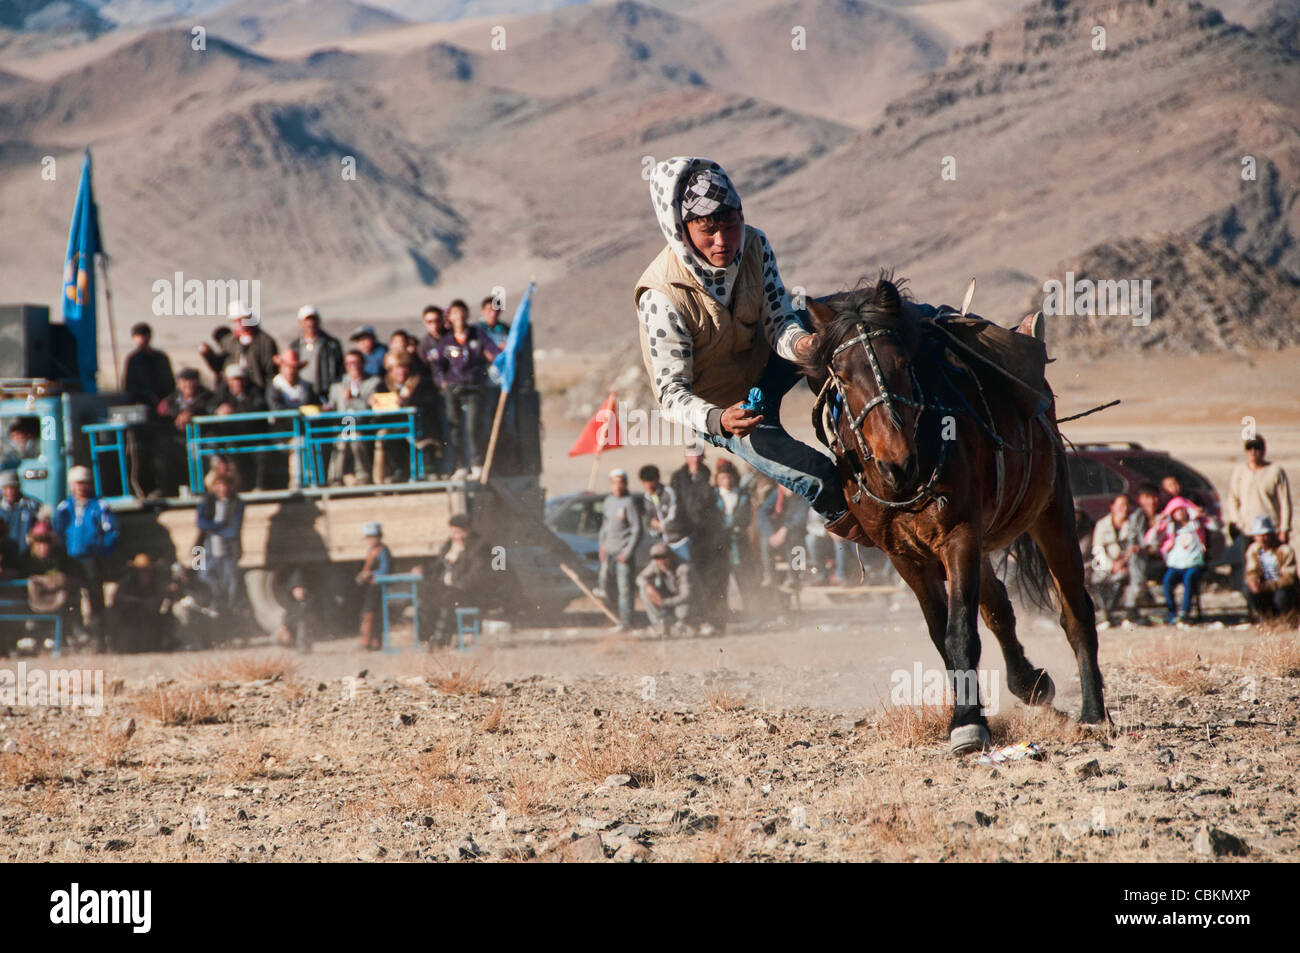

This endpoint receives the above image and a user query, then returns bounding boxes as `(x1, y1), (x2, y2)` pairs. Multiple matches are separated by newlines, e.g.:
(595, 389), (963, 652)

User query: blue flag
(61, 149), (102, 392)
(492, 281), (534, 395)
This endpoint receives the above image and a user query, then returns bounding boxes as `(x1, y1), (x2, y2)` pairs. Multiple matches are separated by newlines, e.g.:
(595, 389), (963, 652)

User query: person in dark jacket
(200, 300), (279, 392)
(356, 521), (392, 651)
(274, 568), (319, 652)
(213, 364), (269, 491)
(428, 300), (501, 476)
(380, 349), (441, 482)
(112, 552), (173, 653)
(158, 368), (217, 495)
(714, 459), (757, 609)
(427, 513), (496, 646)
(289, 306), (345, 399)
(123, 322), (176, 495)
(671, 446), (727, 630)
(757, 483), (810, 587)
(195, 473), (245, 620)
(0, 470), (40, 562)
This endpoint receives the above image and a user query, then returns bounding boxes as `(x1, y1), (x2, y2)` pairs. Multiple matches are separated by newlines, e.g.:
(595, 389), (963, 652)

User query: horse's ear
(873, 279), (901, 315)
(807, 299), (835, 329)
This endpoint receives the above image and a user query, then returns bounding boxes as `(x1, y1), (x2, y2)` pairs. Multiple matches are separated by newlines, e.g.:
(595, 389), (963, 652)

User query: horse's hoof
(1027, 670), (1055, 706)
(949, 724), (991, 756)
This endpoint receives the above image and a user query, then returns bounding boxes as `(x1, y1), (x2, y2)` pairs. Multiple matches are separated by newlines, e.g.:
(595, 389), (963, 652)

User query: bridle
(815, 325), (949, 510)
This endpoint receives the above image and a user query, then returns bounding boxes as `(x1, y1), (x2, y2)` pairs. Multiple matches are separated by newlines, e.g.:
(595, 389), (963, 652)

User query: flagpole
(479, 277), (533, 483)
(97, 252), (122, 390)
(587, 448), (601, 493)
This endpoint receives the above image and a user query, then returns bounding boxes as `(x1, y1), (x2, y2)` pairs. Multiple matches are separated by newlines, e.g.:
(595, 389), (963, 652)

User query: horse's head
(803, 276), (925, 495)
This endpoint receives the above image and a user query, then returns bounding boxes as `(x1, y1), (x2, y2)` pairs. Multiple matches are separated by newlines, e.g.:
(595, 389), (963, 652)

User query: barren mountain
(205, 0), (410, 51)
(1040, 235), (1300, 357)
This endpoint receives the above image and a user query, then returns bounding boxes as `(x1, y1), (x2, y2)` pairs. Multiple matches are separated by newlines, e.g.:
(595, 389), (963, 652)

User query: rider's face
(686, 213), (743, 268)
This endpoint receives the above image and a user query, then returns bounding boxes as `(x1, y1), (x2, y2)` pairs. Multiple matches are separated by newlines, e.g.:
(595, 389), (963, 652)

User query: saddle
(926, 310), (1052, 419)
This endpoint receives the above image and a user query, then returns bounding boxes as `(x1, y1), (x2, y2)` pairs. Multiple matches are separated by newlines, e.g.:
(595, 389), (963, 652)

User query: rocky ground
(1, 614), (1297, 863)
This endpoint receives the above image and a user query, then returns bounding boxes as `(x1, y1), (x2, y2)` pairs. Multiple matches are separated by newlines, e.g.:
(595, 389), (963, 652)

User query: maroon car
(1066, 442), (1221, 524)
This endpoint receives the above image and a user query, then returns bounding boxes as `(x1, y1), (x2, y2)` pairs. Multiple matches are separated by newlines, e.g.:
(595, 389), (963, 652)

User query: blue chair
(0, 579), (64, 657)
(454, 607), (480, 651)
(373, 573), (422, 652)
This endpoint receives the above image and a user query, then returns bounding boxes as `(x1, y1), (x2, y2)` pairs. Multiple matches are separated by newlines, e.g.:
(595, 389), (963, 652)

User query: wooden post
(97, 252), (122, 390)
(586, 452), (602, 492)
(478, 386), (509, 483)
(559, 562), (621, 626)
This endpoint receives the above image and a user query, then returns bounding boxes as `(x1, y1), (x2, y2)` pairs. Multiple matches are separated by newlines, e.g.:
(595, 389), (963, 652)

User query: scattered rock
(975, 810), (997, 827)
(1066, 757), (1102, 780)
(613, 842), (652, 863)
(602, 774), (632, 788)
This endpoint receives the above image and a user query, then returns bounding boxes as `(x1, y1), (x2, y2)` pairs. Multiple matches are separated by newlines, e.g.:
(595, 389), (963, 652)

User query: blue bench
(373, 572), (422, 652)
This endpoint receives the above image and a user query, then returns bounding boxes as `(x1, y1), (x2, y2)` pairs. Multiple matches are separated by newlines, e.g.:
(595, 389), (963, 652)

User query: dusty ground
(2, 603), (1297, 863)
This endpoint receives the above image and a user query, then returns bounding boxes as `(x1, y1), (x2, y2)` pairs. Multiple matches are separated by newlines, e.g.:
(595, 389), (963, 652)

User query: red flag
(569, 392), (622, 457)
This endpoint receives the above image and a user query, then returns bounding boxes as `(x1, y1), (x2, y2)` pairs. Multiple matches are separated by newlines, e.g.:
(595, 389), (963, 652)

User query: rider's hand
(721, 402), (764, 437)
(792, 332), (816, 363)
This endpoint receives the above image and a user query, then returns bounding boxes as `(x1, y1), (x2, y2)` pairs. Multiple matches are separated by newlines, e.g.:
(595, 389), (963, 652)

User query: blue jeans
(1162, 566), (1203, 621)
(700, 353), (844, 518)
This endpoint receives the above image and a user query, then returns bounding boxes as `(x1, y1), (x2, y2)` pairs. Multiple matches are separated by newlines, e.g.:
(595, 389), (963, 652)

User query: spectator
(195, 472), (245, 621)
(478, 295), (510, 348)
(380, 349), (440, 482)
(429, 300), (501, 477)
(598, 468), (643, 631)
(3, 419), (39, 466)
(349, 325), (388, 379)
(274, 568), (318, 652)
(1090, 494), (1144, 626)
(427, 513), (496, 646)
(757, 483), (810, 587)
(1158, 496), (1207, 626)
(1227, 436), (1291, 545)
(112, 553), (172, 653)
(638, 464), (689, 560)
(356, 521), (392, 651)
(418, 305), (448, 366)
(0, 470), (40, 561)
(123, 322), (175, 495)
(213, 364), (268, 491)
(158, 368), (217, 494)
(636, 542), (699, 636)
(201, 300), (279, 392)
(714, 459), (756, 606)
(672, 446), (726, 629)
(52, 466), (119, 652)
(21, 520), (79, 642)
(266, 349), (320, 410)
(290, 305), (345, 399)
(1243, 516), (1298, 622)
(326, 350), (383, 485)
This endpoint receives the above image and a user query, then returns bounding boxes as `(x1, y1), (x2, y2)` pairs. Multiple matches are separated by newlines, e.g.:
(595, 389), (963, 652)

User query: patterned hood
(647, 156), (745, 305)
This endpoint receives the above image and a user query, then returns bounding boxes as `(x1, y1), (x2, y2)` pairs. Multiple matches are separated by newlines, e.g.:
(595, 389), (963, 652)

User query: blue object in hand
(741, 387), (765, 414)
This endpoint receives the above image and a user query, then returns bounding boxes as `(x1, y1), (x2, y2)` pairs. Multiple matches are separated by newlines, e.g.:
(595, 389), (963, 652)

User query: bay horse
(801, 276), (1106, 754)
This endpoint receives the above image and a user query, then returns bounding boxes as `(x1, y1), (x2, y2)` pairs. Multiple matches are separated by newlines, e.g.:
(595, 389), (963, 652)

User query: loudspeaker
(0, 304), (52, 378)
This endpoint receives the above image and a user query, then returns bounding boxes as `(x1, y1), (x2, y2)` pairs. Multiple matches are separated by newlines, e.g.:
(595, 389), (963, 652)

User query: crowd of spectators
(1087, 434), (1294, 628)
(123, 295), (511, 495)
(596, 446), (874, 637)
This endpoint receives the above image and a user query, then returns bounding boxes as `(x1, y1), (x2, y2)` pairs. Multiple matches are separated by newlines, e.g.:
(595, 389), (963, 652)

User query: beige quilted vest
(634, 225), (770, 409)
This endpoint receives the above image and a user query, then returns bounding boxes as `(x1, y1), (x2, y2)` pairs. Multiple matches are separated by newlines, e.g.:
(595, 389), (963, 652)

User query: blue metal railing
(184, 408), (424, 494)
(84, 421), (131, 500)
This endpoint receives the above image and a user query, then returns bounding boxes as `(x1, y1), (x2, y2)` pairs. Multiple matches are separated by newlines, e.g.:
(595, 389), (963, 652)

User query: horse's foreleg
(941, 529), (989, 754)
(1030, 469), (1107, 724)
(889, 554), (951, 668)
(979, 555), (1055, 706)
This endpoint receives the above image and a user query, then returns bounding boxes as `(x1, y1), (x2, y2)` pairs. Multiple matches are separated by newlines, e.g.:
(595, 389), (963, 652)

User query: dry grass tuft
(564, 716), (673, 787)
(1129, 643), (1219, 694)
(989, 704), (1094, 746)
(482, 698), (506, 733)
(84, 719), (135, 769)
(872, 702), (952, 748)
(504, 762), (555, 815)
(424, 656), (492, 696)
(186, 652), (299, 684)
(703, 683), (747, 712)
(134, 686), (230, 726)
(693, 816), (749, 863)
(0, 732), (66, 786)
(1250, 635), (1300, 678)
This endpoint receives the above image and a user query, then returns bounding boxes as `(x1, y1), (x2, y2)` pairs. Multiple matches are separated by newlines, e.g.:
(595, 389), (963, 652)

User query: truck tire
(243, 568), (284, 633)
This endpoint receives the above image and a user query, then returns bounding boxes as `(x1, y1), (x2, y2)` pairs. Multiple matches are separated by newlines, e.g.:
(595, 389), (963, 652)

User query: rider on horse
(633, 156), (869, 545)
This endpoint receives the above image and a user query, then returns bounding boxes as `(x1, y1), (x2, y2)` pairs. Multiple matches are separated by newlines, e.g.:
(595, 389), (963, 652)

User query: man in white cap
(52, 465), (119, 652)
(0, 469), (40, 559)
(598, 467), (643, 631)
(202, 299), (279, 391)
(289, 305), (345, 398)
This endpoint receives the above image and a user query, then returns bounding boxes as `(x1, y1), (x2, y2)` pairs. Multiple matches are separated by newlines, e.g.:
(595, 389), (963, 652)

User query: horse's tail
(999, 533), (1057, 613)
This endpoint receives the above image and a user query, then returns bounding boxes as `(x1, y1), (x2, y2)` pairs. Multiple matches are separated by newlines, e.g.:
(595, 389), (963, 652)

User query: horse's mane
(802, 272), (920, 376)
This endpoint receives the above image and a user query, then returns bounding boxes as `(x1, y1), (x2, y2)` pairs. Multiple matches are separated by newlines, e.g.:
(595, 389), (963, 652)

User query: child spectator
(356, 521), (392, 651)
(52, 466), (119, 652)
(275, 568), (318, 652)
(1158, 496), (1207, 626)
(195, 472), (245, 621)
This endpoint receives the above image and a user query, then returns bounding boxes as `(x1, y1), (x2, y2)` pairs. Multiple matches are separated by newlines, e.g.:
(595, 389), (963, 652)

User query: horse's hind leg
(979, 555), (1055, 706)
(1029, 470), (1106, 723)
